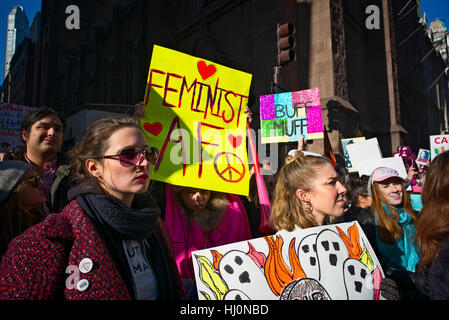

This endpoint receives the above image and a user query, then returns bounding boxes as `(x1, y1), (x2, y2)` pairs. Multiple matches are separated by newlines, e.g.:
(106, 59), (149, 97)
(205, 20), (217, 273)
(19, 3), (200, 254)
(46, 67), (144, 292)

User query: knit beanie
(0, 160), (32, 205)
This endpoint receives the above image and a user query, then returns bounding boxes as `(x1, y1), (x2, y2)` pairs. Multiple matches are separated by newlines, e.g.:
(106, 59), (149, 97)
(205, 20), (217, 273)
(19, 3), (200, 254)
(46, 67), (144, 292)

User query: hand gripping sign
(142, 45), (252, 196)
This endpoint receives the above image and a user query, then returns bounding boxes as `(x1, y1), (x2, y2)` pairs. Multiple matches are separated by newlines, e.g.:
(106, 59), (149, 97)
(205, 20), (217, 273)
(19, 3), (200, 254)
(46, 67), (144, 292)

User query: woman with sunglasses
(0, 117), (186, 300)
(0, 160), (46, 256)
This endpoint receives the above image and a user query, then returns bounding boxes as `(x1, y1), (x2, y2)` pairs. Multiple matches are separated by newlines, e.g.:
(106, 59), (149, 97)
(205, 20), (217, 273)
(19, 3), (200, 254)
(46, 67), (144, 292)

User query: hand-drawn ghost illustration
(315, 229), (349, 299)
(219, 250), (277, 300)
(192, 222), (384, 301)
(343, 258), (374, 300)
(297, 233), (319, 279)
(280, 278), (331, 300)
(224, 289), (251, 300)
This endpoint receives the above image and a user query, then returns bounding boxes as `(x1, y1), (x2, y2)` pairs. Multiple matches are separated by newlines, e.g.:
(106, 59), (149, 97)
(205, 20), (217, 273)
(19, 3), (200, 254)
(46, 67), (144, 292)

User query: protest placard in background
(345, 138), (383, 174)
(430, 135), (449, 161)
(416, 149), (431, 168)
(341, 137), (366, 172)
(355, 157), (408, 179)
(141, 45), (252, 196)
(260, 88), (324, 144)
(192, 221), (384, 300)
(0, 103), (38, 148)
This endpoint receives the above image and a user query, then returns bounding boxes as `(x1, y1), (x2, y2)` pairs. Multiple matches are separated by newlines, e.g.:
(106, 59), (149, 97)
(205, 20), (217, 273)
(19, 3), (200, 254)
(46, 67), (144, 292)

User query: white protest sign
(430, 135), (449, 161)
(346, 138), (383, 173)
(341, 137), (366, 172)
(355, 157), (408, 179)
(192, 221), (384, 300)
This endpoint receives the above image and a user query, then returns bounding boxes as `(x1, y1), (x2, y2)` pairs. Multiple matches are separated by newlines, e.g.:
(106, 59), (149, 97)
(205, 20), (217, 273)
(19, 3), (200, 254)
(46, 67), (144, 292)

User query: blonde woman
(271, 151), (347, 231)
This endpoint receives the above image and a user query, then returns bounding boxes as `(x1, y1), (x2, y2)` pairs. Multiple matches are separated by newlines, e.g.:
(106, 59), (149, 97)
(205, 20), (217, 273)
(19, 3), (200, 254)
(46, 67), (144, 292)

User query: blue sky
(0, 0), (41, 80)
(421, 0), (449, 25)
(0, 1), (447, 81)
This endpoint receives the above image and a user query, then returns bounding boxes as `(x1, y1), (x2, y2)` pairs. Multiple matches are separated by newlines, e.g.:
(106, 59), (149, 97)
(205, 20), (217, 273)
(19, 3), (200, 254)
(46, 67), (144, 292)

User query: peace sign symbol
(213, 152), (246, 183)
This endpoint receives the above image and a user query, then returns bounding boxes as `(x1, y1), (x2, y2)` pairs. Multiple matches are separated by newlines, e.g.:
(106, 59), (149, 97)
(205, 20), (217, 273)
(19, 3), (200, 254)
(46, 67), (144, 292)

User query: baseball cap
(371, 167), (406, 184)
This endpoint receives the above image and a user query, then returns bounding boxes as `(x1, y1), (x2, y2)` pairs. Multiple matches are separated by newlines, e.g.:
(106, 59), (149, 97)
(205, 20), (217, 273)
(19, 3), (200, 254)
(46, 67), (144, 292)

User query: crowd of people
(0, 106), (448, 301)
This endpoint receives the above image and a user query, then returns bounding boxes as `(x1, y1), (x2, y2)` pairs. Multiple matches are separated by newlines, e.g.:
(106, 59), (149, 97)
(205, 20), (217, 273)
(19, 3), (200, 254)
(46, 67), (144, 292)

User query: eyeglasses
(21, 175), (44, 188)
(93, 147), (159, 167)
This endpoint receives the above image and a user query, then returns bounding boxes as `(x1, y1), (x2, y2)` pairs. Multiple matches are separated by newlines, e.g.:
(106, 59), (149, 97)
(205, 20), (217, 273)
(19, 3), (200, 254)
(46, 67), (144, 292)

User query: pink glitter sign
(259, 88), (324, 143)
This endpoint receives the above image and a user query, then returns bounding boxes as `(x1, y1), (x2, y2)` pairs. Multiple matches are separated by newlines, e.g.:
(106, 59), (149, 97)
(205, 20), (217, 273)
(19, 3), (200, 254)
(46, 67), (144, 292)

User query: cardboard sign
(141, 45), (252, 196)
(355, 156), (408, 179)
(192, 221), (384, 300)
(430, 135), (449, 161)
(0, 103), (38, 148)
(260, 88), (324, 144)
(345, 138), (383, 174)
(341, 137), (366, 172)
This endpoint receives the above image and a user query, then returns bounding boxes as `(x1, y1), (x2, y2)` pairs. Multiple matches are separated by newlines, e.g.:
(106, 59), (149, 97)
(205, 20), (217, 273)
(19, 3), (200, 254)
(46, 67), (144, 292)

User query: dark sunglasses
(21, 175), (44, 188)
(94, 147), (159, 167)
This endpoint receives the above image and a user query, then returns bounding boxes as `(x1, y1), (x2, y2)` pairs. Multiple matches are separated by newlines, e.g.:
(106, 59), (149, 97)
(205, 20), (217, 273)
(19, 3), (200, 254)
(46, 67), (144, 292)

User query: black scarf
(68, 180), (175, 299)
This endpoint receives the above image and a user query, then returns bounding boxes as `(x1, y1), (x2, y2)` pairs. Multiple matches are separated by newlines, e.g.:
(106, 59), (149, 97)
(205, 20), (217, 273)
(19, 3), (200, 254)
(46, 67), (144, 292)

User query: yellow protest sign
(142, 45), (252, 196)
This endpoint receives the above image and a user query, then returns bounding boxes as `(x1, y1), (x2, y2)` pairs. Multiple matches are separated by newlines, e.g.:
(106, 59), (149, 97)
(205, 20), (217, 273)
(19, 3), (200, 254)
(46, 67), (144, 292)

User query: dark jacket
(428, 238), (449, 299)
(0, 200), (187, 300)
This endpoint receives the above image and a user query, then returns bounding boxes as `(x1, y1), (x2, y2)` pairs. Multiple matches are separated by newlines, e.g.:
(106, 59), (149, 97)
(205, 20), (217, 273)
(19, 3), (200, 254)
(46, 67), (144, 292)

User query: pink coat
(164, 184), (252, 279)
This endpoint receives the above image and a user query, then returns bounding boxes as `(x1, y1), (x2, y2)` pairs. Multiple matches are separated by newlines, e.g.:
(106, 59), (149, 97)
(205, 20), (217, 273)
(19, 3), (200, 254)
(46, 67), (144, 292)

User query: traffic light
(277, 22), (296, 66)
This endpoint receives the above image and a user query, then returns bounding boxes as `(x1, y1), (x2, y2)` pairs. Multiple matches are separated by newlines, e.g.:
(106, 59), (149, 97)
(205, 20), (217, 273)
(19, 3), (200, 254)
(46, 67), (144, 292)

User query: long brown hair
(270, 151), (333, 231)
(416, 151), (449, 271)
(371, 180), (417, 244)
(0, 176), (43, 253)
(68, 117), (141, 184)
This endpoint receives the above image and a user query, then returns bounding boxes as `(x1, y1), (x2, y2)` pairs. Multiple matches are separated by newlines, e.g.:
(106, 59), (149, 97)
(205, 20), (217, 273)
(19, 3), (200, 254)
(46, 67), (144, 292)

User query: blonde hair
(271, 151), (333, 231)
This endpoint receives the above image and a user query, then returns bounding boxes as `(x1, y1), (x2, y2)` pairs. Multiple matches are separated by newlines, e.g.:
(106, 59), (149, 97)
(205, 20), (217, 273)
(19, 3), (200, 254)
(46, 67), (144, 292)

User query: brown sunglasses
(20, 175), (44, 188)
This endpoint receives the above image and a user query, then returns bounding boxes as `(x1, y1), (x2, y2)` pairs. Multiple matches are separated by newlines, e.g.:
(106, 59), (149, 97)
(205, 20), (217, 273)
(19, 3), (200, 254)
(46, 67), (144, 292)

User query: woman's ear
(295, 188), (309, 202)
(85, 159), (102, 178)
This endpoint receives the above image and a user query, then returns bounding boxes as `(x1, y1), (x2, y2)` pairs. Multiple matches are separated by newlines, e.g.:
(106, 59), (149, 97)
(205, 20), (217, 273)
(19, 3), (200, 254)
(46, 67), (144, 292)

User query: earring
(303, 200), (313, 214)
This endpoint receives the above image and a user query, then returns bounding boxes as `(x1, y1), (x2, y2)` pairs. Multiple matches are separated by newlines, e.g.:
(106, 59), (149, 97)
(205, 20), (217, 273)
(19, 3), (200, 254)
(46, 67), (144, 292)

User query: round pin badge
(79, 258), (93, 274)
(76, 279), (89, 292)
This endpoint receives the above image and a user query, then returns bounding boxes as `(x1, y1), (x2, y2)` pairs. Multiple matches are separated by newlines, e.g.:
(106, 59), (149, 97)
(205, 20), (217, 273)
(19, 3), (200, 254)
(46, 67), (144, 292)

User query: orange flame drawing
(264, 235), (306, 296)
(336, 223), (362, 259)
(211, 250), (222, 270)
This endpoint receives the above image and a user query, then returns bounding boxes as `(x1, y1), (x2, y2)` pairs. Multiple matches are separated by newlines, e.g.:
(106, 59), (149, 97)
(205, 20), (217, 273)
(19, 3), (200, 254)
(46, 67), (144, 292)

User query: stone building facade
(28, 0), (449, 158)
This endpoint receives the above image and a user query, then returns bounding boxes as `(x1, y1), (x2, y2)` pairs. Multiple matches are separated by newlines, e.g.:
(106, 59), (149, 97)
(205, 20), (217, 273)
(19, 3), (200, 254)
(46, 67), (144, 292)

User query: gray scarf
(67, 180), (160, 240)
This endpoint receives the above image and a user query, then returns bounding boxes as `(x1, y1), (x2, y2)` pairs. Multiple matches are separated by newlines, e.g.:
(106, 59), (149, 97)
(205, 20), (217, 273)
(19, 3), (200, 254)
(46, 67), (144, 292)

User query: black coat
(428, 238), (449, 299)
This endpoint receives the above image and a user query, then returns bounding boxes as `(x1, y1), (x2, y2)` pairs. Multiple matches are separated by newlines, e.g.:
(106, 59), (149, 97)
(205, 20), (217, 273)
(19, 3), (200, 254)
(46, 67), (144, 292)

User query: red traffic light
(277, 22), (296, 66)
(278, 22), (295, 38)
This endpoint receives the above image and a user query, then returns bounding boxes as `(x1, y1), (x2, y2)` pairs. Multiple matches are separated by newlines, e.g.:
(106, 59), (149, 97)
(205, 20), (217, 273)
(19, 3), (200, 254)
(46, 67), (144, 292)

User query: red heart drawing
(228, 134), (242, 148)
(143, 122), (163, 136)
(197, 60), (217, 80)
